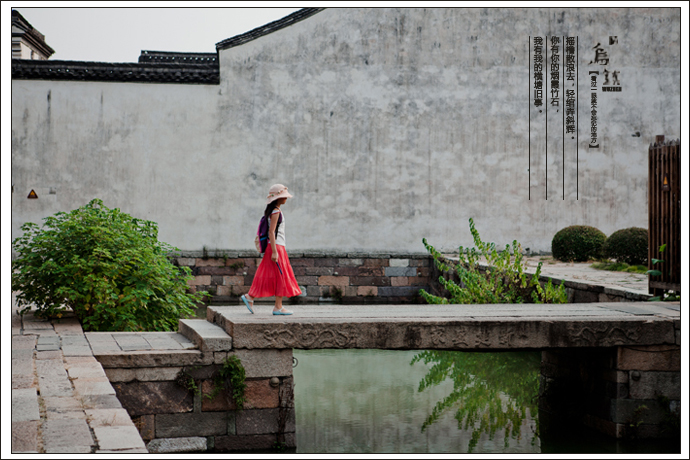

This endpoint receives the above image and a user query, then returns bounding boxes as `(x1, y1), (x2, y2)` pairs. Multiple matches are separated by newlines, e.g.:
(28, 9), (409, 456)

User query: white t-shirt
(270, 209), (286, 247)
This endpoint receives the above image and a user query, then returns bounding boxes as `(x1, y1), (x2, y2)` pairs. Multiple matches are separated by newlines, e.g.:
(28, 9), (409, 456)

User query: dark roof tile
(216, 8), (325, 51)
(11, 59), (219, 84)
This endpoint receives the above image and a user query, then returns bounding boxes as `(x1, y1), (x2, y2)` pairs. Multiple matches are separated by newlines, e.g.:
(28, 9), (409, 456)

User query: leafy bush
(551, 225), (607, 262)
(420, 218), (567, 304)
(603, 227), (648, 265)
(11, 199), (205, 331)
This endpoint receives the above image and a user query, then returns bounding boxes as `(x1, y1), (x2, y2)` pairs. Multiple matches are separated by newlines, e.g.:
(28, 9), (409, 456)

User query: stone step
(178, 319), (233, 353)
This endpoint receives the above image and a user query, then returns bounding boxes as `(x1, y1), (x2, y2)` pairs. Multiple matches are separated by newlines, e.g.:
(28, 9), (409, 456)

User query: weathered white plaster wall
(12, 8), (680, 253)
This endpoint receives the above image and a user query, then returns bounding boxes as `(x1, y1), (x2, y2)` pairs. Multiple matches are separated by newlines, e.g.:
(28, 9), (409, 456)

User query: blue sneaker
(272, 308), (293, 316)
(241, 295), (254, 314)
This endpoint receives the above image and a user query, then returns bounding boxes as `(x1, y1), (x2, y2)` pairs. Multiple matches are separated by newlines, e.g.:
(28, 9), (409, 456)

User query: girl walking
(241, 184), (301, 315)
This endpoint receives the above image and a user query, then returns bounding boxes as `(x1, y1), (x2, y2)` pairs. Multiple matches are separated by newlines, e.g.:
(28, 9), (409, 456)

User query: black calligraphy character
(612, 70), (620, 85)
(588, 43), (609, 65)
(603, 68), (610, 86)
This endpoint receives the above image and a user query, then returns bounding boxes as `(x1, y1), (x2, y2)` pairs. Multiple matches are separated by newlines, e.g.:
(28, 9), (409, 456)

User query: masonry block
(617, 345), (680, 371)
(112, 381), (193, 417)
(147, 437), (208, 453)
(93, 426), (146, 451)
(231, 349), (293, 378)
(290, 258), (314, 267)
(199, 267), (234, 276)
(338, 258), (363, 266)
(216, 286), (233, 296)
(179, 319), (233, 352)
(628, 371), (681, 399)
(391, 276), (409, 286)
(306, 286), (324, 296)
(378, 286), (420, 297)
(389, 258), (410, 267)
(350, 276), (390, 286)
(610, 399), (668, 425)
(195, 258), (225, 267)
(95, 349), (212, 368)
(104, 367), (182, 383)
(296, 276), (318, 286)
(188, 276), (211, 286)
(357, 286), (378, 296)
(223, 276), (244, 286)
(318, 276), (349, 287)
(314, 257), (339, 267)
(201, 380), (236, 411)
(385, 266), (417, 277)
(410, 258), (430, 267)
(235, 408), (295, 435)
(305, 267), (334, 276)
(156, 412), (231, 437)
(362, 258), (389, 267)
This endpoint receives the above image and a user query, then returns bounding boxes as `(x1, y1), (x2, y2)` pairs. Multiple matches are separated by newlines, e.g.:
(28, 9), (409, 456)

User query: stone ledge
(179, 319), (233, 352)
(222, 316), (676, 350)
(94, 349), (212, 368)
(147, 437), (208, 453)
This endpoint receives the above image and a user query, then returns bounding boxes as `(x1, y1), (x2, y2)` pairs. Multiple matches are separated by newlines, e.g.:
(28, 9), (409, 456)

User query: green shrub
(420, 218), (567, 305)
(11, 199), (206, 331)
(551, 225), (607, 262)
(603, 227), (648, 265)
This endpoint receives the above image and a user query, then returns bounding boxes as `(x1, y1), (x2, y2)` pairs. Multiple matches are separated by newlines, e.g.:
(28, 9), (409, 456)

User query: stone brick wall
(539, 344), (681, 440)
(177, 251), (431, 305)
(102, 348), (295, 452)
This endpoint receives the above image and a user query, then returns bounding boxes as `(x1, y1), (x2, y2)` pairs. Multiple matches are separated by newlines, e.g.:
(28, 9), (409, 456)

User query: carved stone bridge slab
(207, 302), (679, 350)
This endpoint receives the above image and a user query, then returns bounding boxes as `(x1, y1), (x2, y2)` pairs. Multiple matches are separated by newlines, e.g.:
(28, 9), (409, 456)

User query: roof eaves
(215, 8), (325, 51)
(11, 59), (219, 85)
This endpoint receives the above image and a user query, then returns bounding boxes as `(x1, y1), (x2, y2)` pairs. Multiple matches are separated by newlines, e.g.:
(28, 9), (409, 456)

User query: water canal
(292, 349), (680, 454)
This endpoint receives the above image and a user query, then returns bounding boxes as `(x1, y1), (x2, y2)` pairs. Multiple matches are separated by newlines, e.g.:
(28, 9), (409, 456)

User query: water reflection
(293, 349), (540, 454)
(411, 350), (540, 453)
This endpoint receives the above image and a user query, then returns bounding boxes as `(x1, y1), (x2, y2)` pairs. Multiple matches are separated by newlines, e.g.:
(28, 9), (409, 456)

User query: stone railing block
(179, 319), (233, 352)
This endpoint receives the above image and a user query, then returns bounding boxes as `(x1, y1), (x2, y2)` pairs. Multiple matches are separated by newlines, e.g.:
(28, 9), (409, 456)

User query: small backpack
(254, 211), (282, 253)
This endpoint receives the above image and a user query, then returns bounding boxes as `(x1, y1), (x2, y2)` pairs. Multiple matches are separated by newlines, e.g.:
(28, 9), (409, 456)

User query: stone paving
(521, 256), (649, 295)
(10, 293), (197, 454)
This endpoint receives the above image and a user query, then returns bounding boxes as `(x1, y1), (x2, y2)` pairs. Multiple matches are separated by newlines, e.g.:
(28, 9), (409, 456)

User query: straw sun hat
(266, 184), (293, 204)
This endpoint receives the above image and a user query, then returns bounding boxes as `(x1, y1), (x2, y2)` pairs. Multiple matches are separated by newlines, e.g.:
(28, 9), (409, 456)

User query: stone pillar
(539, 345), (680, 440)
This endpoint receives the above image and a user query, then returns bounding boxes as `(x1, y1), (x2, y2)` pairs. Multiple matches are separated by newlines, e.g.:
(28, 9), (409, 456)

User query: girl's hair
(264, 200), (282, 236)
(264, 200), (279, 219)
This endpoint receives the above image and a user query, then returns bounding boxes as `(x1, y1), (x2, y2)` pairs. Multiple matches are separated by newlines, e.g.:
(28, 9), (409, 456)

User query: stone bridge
(207, 303), (679, 351)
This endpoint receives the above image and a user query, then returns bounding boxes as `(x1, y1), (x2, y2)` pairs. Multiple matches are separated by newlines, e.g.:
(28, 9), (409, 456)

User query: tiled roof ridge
(215, 7), (325, 51)
(139, 50), (218, 64)
(11, 59), (219, 85)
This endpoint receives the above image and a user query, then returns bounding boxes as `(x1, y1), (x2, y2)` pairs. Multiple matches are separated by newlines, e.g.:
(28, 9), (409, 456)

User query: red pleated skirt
(248, 245), (302, 298)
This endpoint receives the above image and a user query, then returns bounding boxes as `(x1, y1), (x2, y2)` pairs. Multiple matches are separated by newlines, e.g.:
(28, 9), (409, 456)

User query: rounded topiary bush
(551, 225), (607, 262)
(603, 227), (648, 265)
